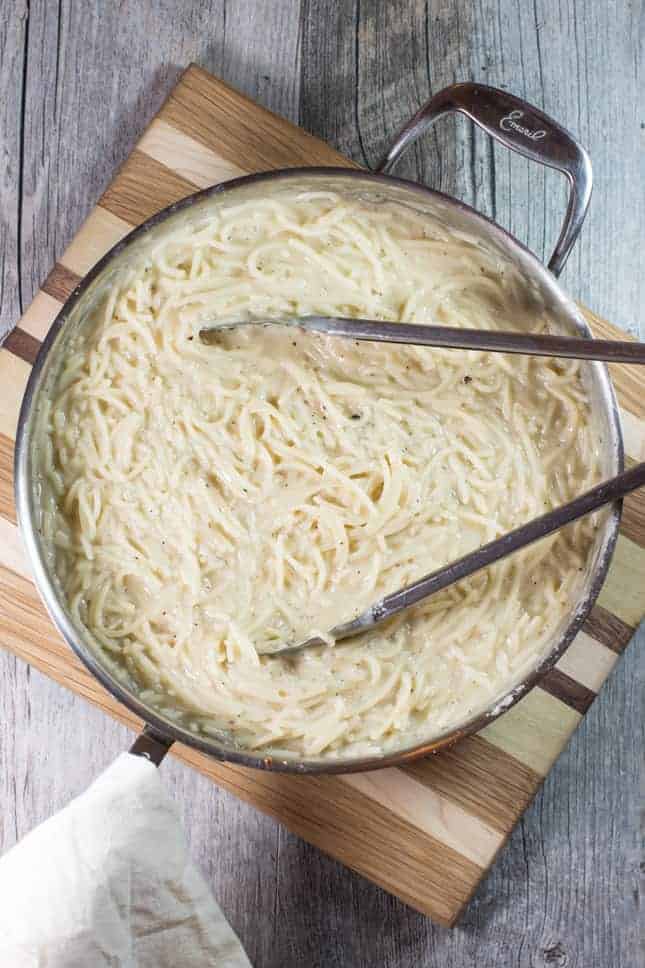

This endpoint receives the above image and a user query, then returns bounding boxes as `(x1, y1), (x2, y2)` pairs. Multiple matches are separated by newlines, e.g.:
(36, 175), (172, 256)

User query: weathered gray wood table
(1, 2), (642, 965)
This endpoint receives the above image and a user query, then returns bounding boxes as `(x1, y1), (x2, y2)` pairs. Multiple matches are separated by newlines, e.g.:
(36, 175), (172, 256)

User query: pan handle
(375, 82), (592, 278)
(129, 724), (174, 766)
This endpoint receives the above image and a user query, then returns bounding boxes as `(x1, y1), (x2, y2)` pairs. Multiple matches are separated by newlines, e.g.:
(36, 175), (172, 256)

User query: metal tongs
(200, 314), (645, 363)
(200, 315), (645, 657)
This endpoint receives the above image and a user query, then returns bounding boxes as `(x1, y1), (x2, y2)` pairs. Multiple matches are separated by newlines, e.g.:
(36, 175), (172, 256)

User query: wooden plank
(184, 756), (483, 927)
(2, 328), (39, 366)
(619, 492), (645, 550)
(42, 264), (82, 304)
(0, 434), (16, 525)
(555, 630), (619, 693)
(596, 535), (645, 626)
(19, 291), (63, 342)
(343, 768), (500, 868)
(480, 688), (582, 775)
(99, 151), (197, 226)
(0, 349), (30, 439)
(539, 667), (595, 715)
(584, 604), (636, 654)
(59, 208), (131, 277)
(403, 734), (541, 835)
(139, 119), (247, 189)
(0, 520), (29, 580)
(161, 65), (355, 173)
(621, 409), (645, 461)
(621, 456), (645, 546)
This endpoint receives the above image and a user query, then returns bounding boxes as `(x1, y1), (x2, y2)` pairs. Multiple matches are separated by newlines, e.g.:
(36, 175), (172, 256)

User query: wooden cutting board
(2, 65), (644, 928)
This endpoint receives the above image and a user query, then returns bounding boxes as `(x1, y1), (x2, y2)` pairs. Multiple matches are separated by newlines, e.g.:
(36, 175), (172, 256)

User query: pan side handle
(376, 82), (592, 278)
(129, 724), (174, 766)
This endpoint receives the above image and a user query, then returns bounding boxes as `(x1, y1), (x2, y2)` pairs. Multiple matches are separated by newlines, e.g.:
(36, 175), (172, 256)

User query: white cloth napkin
(0, 752), (252, 967)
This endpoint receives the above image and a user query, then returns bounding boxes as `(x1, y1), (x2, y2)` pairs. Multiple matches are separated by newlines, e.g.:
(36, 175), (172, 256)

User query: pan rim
(13, 166), (624, 774)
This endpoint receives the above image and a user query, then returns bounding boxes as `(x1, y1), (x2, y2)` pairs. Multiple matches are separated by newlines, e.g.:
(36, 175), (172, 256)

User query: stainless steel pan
(14, 83), (623, 773)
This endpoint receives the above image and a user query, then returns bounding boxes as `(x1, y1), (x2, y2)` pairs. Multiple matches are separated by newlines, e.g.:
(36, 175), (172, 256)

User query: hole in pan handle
(375, 81), (592, 278)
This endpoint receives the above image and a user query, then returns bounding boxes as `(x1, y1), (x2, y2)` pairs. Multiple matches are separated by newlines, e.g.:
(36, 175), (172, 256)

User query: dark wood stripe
(584, 604), (635, 654)
(160, 65), (357, 175)
(3, 326), (41, 365)
(621, 492), (645, 548)
(403, 734), (541, 835)
(41, 263), (82, 303)
(99, 150), (198, 226)
(0, 433), (16, 525)
(620, 456), (645, 548)
(539, 667), (595, 715)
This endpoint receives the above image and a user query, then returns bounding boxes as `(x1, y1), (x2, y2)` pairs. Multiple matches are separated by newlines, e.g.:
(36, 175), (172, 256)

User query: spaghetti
(42, 190), (600, 757)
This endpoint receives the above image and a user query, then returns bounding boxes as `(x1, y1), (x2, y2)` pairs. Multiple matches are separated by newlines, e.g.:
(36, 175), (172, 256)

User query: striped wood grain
(0, 66), (642, 926)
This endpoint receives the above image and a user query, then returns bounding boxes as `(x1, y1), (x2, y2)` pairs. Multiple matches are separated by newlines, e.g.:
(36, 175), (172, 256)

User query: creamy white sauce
(42, 190), (599, 758)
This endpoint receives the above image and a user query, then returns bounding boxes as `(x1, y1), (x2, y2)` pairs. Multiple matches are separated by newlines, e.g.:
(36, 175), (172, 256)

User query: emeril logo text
(499, 109), (547, 141)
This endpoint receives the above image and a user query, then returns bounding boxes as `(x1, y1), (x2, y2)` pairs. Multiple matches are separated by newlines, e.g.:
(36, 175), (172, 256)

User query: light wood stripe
(584, 604), (634, 654)
(60, 207), (131, 277)
(597, 533), (645, 625)
(0, 349), (30, 439)
(555, 630), (619, 692)
(19, 290), (63, 341)
(0, 434), (15, 525)
(342, 768), (501, 868)
(162, 65), (355, 174)
(0, 516), (29, 580)
(100, 150), (197, 226)
(620, 408), (645, 461)
(481, 688), (581, 776)
(403, 734), (541, 834)
(556, 621), (630, 678)
(139, 118), (246, 189)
